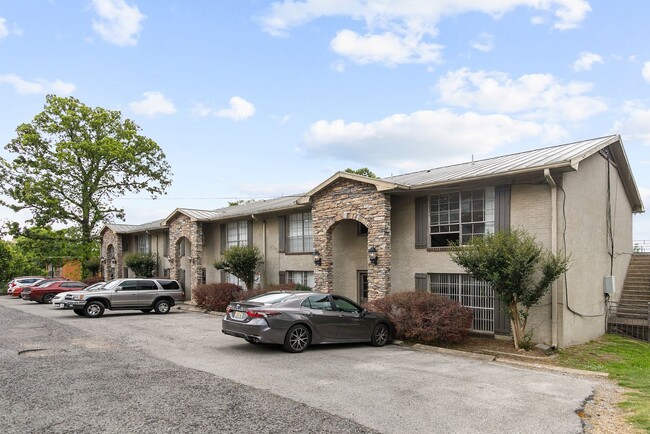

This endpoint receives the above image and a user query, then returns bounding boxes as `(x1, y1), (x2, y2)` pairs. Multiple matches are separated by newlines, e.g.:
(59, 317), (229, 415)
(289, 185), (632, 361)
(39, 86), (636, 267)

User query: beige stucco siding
(559, 153), (633, 347)
(332, 219), (368, 300)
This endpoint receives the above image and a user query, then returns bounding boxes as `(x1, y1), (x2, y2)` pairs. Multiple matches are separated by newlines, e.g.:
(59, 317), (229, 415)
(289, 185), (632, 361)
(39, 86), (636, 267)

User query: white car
(7, 277), (44, 295)
(52, 282), (105, 308)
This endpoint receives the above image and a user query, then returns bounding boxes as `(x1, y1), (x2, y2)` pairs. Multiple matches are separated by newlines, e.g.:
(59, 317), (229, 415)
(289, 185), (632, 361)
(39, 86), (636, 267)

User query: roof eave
(297, 171), (406, 205)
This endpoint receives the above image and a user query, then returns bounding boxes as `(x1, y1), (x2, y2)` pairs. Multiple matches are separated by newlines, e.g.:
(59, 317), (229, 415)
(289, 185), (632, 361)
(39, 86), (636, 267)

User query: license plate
(233, 311), (246, 320)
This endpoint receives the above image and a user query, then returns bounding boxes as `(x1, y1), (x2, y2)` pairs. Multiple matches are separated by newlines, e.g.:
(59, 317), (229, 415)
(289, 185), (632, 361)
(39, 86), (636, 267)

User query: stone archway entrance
(329, 219), (369, 302)
(311, 178), (391, 301)
(166, 213), (204, 301)
(177, 237), (192, 298)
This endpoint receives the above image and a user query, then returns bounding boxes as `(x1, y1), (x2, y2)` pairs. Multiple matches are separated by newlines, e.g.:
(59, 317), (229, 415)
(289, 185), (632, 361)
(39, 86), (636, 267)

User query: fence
(607, 302), (650, 342)
(633, 240), (650, 253)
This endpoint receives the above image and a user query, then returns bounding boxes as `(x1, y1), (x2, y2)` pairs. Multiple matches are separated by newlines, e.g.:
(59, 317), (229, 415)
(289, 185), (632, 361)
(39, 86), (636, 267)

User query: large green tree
(450, 229), (570, 350)
(0, 95), (172, 257)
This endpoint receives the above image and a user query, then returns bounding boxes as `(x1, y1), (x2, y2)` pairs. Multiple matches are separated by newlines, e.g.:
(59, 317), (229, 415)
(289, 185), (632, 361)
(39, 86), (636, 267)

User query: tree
(0, 95), (172, 259)
(345, 167), (377, 178)
(449, 229), (570, 350)
(124, 253), (157, 278)
(213, 245), (263, 290)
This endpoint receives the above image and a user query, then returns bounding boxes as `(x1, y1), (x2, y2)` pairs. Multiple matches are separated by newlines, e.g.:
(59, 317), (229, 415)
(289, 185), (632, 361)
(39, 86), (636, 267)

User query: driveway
(0, 297), (597, 433)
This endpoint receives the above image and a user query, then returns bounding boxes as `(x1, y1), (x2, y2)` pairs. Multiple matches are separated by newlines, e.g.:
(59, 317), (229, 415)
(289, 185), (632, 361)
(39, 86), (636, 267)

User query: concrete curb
(412, 343), (497, 362)
(176, 303), (225, 317)
(493, 358), (610, 378)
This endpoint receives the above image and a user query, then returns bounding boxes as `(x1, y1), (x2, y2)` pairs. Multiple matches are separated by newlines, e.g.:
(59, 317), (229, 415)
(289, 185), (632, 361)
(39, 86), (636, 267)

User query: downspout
(544, 169), (558, 349)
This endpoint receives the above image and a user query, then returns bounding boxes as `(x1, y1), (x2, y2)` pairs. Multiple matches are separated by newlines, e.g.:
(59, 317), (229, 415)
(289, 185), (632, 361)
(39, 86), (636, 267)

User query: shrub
(124, 253), (157, 278)
(82, 276), (105, 285)
(364, 292), (473, 345)
(193, 283), (243, 312)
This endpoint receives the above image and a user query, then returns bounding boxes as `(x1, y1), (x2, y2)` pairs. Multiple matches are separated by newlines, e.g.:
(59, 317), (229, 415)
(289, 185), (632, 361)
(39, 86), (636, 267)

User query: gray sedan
(222, 291), (394, 353)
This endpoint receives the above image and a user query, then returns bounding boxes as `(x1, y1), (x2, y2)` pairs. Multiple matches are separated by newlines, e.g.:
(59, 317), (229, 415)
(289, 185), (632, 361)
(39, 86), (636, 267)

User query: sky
(1, 0), (649, 240)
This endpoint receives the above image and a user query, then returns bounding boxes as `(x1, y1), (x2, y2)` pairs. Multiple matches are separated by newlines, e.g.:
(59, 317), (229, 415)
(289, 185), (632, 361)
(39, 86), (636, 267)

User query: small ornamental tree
(449, 229), (570, 350)
(124, 253), (157, 278)
(214, 245), (263, 290)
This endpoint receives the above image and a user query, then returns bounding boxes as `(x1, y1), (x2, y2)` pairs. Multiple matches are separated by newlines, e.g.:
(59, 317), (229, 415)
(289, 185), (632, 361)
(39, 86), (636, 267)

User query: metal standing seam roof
(107, 134), (643, 232)
(383, 135), (618, 187)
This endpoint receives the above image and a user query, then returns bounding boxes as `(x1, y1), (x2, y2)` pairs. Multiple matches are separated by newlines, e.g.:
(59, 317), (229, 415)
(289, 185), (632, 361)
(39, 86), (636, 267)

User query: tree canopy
(450, 229), (570, 349)
(345, 167), (377, 178)
(0, 95), (172, 255)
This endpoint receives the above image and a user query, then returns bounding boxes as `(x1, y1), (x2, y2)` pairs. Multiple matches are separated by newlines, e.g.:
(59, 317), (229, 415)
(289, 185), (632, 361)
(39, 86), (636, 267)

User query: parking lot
(1, 296), (598, 433)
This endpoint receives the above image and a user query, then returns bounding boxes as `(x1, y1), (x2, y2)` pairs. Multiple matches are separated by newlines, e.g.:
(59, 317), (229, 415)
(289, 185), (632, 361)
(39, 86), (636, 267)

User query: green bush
(364, 292), (473, 344)
(124, 253), (157, 278)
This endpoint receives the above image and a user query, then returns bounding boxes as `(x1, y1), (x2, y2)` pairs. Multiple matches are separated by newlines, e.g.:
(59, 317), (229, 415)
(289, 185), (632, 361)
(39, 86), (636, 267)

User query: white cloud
(261, 1), (591, 36)
(643, 61), (650, 82)
(216, 96), (256, 121)
(573, 51), (603, 71)
(0, 74), (76, 95)
(0, 17), (8, 39)
(471, 32), (494, 52)
(330, 30), (443, 66)
(302, 109), (567, 171)
(434, 68), (607, 121)
(613, 101), (650, 145)
(129, 91), (176, 117)
(91, 0), (145, 46)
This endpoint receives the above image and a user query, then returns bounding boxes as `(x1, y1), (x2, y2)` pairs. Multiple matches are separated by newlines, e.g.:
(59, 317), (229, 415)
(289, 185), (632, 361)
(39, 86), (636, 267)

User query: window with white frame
(429, 187), (494, 247)
(287, 212), (313, 253)
(227, 221), (248, 248)
(287, 271), (314, 288)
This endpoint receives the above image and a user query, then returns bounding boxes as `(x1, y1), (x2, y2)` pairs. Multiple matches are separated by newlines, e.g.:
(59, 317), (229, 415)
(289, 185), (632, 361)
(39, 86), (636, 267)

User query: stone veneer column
(312, 178), (391, 300)
(167, 214), (203, 300)
(100, 229), (123, 279)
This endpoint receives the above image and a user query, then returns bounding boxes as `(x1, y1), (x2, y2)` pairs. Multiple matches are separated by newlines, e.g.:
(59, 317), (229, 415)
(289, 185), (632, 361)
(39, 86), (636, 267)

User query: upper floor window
(287, 212), (313, 253)
(227, 221), (248, 248)
(429, 187), (495, 247)
(136, 234), (150, 254)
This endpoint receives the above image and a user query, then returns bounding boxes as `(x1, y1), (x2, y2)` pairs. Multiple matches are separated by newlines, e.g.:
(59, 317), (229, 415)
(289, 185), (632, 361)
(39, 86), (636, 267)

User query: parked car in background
(222, 291), (394, 353)
(7, 277), (43, 296)
(51, 282), (105, 308)
(13, 277), (69, 298)
(22, 280), (86, 304)
(58, 278), (184, 318)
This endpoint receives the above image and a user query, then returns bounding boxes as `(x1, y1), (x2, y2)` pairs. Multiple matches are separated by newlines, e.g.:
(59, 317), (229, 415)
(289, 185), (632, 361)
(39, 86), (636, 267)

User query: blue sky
(1, 0), (649, 239)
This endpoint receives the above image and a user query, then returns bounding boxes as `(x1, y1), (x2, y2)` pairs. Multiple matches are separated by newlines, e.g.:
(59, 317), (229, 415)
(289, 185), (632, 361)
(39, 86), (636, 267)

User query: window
(163, 268), (170, 278)
(138, 280), (157, 290)
(287, 212), (313, 253)
(200, 267), (206, 285)
(158, 279), (180, 290)
(429, 273), (495, 333)
(301, 295), (333, 310)
(332, 296), (362, 313)
(286, 271), (314, 288)
(227, 221), (248, 248)
(429, 187), (495, 247)
(137, 234), (150, 254)
(163, 233), (169, 257)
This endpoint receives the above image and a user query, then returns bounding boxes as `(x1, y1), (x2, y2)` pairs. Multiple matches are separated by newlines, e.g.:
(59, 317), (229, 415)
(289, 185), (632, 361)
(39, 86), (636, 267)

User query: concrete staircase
(615, 254), (650, 320)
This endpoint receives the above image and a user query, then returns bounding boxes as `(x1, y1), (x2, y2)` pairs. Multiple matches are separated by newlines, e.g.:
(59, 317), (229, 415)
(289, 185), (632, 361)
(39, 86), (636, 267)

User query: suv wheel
(154, 299), (171, 314)
(84, 301), (105, 318)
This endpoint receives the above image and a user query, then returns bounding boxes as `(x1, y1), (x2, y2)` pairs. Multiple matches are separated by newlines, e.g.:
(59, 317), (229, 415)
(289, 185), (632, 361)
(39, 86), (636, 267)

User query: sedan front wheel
(284, 324), (311, 353)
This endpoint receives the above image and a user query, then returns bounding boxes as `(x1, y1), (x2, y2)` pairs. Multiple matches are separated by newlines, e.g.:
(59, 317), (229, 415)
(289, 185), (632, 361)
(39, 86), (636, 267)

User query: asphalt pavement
(0, 296), (598, 433)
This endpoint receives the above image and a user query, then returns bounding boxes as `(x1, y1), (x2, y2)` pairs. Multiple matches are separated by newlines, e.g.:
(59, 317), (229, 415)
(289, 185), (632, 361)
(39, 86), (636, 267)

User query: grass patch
(555, 334), (650, 430)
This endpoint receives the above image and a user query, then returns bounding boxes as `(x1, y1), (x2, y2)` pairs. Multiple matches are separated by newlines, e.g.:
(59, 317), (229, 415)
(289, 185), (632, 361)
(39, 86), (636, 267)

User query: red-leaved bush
(364, 292), (473, 344)
(195, 282), (303, 311)
(82, 277), (105, 285)
(193, 283), (243, 312)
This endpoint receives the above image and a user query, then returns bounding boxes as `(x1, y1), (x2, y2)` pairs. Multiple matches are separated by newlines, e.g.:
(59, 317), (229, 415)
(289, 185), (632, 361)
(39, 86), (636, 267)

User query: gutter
(544, 169), (558, 349)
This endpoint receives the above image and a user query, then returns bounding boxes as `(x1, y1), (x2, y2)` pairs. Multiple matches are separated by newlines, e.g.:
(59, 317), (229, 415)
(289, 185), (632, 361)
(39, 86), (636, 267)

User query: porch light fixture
(368, 246), (378, 265)
(100, 256), (106, 264)
(110, 257), (117, 269)
(312, 250), (322, 266)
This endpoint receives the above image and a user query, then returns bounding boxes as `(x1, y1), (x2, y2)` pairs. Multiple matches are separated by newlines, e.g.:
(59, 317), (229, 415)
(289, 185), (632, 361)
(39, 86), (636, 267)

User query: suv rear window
(157, 280), (180, 290)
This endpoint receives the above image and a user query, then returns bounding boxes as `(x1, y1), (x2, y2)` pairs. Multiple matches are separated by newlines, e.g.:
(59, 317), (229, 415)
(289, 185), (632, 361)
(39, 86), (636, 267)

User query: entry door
(358, 271), (368, 304)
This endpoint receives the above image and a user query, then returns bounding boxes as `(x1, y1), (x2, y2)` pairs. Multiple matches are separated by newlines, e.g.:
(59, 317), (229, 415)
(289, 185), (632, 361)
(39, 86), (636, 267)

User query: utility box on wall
(603, 276), (616, 295)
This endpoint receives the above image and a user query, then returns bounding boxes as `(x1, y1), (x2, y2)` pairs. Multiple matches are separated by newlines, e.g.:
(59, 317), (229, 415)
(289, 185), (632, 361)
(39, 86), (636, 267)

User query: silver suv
(59, 278), (184, 318)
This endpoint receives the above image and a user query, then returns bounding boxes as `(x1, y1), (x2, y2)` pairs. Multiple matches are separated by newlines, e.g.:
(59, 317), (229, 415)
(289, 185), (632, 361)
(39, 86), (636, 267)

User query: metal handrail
(633, 240), (650, 253)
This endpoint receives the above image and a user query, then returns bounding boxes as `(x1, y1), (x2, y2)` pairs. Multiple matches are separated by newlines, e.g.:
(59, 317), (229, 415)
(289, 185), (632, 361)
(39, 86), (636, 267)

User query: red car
(14, 277), (68, 298)
(21, 281), (87, 304)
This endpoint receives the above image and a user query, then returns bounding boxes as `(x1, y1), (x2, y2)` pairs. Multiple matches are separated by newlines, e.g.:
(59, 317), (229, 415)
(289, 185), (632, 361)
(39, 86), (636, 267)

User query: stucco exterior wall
(559, 153), (633, 347)
(332, 219), (368, 300)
